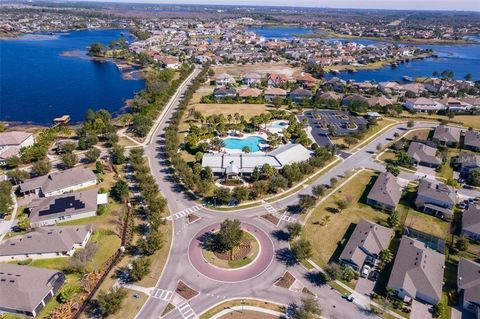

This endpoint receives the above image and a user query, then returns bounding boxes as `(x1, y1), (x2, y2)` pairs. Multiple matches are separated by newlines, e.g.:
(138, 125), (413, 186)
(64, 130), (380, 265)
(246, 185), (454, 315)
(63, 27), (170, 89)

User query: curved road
(135, 67), (479, 319)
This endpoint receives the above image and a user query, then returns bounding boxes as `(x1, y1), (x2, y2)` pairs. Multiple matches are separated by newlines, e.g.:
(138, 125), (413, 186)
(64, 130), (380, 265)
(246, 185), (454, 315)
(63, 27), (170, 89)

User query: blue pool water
(223, 136), (266, 152)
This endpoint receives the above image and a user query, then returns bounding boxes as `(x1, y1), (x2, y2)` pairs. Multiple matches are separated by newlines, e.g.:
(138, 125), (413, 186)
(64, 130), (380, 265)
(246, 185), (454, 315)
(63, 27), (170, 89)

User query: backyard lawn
(302, 170), (389, 267)
(398, 204), (450, 240)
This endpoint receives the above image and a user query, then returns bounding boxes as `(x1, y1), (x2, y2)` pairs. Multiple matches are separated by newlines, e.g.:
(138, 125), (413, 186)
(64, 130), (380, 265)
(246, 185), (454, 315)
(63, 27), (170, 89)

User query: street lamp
(241, 299), (245, 314)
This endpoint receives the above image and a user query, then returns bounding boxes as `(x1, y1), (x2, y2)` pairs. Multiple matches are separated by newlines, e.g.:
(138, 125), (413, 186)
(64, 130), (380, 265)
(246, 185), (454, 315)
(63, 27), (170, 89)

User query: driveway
(354, 277), (375, 297)
(415, 165), (437, 179)
(411, 300), (432, 319)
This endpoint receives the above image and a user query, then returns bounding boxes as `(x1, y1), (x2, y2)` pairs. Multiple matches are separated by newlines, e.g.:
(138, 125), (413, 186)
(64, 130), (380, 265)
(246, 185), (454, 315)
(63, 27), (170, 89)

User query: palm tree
(242, 146), (250, 154)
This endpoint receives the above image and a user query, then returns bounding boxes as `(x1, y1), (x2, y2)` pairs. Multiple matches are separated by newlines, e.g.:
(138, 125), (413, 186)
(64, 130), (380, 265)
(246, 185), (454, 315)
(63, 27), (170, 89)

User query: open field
(212, 63), (303, 79)
(188, 103), (269, 119)
(403, 128), (433, 141)
(302, 170), (389, 267)
(219, 311), (278, 319)
(390, 113), (480, 130)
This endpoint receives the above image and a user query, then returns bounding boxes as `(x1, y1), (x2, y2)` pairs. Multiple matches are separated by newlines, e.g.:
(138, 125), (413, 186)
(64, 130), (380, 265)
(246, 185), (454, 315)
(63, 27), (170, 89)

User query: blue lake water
(0, 29), (144, 124)
(223, 136), (266, 152)
(248, 27), (480, 81)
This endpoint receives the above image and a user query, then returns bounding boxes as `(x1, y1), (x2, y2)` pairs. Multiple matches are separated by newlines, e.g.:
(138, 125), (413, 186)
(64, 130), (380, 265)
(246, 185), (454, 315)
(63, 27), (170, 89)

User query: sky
(88, 0), (480, 11)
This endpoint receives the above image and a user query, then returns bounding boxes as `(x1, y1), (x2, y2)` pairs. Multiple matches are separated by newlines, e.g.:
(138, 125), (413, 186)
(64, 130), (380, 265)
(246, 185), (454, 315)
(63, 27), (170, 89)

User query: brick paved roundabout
(188, 222), (275, 282)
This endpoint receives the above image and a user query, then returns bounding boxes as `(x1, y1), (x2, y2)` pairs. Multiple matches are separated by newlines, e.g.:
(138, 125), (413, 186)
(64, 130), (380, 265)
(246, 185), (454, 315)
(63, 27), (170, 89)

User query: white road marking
(167, 205), (204, 220)
(263, 203), (276, 214)
(177, 302), (197, 319)
(151, 288), (173, 301)
(281, 215), (297, 223)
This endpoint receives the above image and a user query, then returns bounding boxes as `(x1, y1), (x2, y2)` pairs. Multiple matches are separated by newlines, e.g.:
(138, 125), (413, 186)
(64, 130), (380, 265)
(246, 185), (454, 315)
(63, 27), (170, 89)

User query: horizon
(69, 0), (480, 12)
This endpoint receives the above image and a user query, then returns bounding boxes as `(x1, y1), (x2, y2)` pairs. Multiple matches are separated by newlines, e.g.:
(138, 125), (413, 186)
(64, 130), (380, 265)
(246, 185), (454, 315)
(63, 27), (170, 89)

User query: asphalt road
(135, 69), (479, 319)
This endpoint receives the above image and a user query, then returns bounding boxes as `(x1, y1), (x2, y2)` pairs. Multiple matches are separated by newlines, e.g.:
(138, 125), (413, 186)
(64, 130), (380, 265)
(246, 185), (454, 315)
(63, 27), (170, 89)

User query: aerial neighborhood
(0, 2), (480, 319)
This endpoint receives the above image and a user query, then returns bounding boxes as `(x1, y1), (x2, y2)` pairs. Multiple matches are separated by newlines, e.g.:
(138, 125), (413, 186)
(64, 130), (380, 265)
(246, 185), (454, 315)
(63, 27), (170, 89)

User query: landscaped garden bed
(261, 213), (280, 226)
(175, 281), (199, 300)
(275, 271), (296, 289)
(187, 213), (200, 224)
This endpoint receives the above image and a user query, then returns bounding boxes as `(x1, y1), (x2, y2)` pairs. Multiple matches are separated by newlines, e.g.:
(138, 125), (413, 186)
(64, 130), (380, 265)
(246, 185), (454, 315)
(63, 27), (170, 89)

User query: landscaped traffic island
(189, 220), (274, 282)
(201, 229), (260, 269)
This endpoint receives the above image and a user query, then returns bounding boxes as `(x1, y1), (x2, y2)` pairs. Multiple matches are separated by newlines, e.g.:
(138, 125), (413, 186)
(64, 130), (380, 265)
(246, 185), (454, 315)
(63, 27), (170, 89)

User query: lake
(248, 27), (480, 81)
(0, 29), (144, 124)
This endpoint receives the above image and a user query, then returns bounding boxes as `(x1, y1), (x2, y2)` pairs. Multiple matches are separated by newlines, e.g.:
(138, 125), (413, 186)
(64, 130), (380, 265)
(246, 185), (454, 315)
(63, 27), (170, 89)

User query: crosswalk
(263, 203), (276, 214)
(168, 205), (203, 220)
(177, 302), (197, 319)
(281, 214), (297, 223)
(151, 288), (173, 301)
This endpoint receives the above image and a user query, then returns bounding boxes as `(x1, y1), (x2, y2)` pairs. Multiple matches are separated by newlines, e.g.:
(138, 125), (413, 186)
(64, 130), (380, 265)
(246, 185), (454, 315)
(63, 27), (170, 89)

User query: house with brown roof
(238, 87), (262, 99)
(366, 172), (402, 212)
(264, 88), (287, 102)
(0, 225), (92, 261)
(457, 257), (480, 317)
(367, 96), (393, 107)
(432, 125), (462, 146)
(415, 179), (456, 220)
(295, 72), (317, 88)
(266, 73), (288, 87)
(407, 141), (442, 168)
(339, 219), (392, 271)
(461, 204), (480, 241)
(0, 263), (65, 317)
(19, 166), (97, 197)
(404, 97), (444, 113)
(387, 235), (445, 305)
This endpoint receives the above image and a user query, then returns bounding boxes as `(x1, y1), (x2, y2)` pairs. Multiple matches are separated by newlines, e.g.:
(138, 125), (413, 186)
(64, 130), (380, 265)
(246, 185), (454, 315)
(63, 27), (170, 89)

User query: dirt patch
(187, 214), (200, 224)
(161, 303), (175, 317)
(175, 281), (199, 300)
(275, 271), (295, 289)
(302, 287), (316, 296)
(213, 238), (252, 261)
(262, 214), (280, 226)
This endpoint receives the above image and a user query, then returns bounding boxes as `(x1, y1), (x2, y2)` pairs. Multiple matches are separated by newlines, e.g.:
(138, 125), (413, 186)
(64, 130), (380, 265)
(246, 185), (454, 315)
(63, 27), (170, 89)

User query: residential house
(436, 97), (472, 113)
(432, 125), (462, 146)
(264, 88), (287, 102)
(323, 77), (347, 92)
(415, 179), (456, 220)
(215, 73), (235, 86)
(464, 130), (480, 152)
(404, 97), (445, 113)
(27, 189), (101, 226)
(457, 258), (480, 318)
(407, 141), (442, 168)
(266, 73), (288, 87)
(317, 91), (344, 102)
(367, 96), (393, 107)
(338, 219), (392, 271)
(351, 81), (377, 93)
(289, 88), (312, 103)
(0, 225), (92, 261)
(461, 204), (480, 241)
(158, 56), (180, 69)
(455, 153), (480, 175)
(342, 94), (368, 107)
(401, 83), (426, 96)
(213, 87), (237, 100)
(388, 236), (445, 305)
(238, 87), (262, 100)
(295, 72), (317, 89)
(366, 172), (402, 212)
(19, 167), (97, 197)
(378, 81), (405, 95)
(242, 72), (262, 86)
(0, 131), (35, 165)
(0, 263), (65, 317)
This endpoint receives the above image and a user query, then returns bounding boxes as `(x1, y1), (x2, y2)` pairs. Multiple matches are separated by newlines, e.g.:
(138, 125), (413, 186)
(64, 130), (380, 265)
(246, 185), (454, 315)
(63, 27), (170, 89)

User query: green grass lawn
(302, 170), (389, 267)
(399, 205), (450, 240)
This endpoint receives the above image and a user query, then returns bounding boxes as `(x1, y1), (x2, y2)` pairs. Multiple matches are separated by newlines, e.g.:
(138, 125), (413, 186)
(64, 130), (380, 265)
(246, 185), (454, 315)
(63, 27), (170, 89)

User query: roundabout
(188, 222), (274, 282)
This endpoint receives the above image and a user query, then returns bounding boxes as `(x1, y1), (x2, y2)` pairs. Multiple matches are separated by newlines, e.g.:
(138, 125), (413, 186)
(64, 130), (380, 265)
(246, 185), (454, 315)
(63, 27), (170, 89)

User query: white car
(361, 265), (372, 278)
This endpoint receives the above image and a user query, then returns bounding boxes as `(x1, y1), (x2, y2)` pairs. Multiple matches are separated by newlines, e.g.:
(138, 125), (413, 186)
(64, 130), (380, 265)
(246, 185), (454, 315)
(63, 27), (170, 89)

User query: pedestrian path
(167, 205), (203, 221)
(177, 302), (197, 319)
(151, 288), (173, 301)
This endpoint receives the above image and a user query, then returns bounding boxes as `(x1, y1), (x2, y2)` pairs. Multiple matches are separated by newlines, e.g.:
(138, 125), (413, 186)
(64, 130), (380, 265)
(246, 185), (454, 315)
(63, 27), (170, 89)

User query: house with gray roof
(461, 204), (480, 241)
(0, 225), (92, 261)
(387, 235), (445, 305)
(213, 87), (237, 99)
(201, 143), (312, 176)
(19, 166), (97, 197)
(432, 125), (461, 146)
(27, 189), (100, 226)
(215, 73), (235, 86)
(289, 88), (312, 102)
(464, 130), (480, 152)
(0, 131), (35, 166)
(366, 172), (402, 212)
(407, 141), (442, 168)
(0, 263), (65, 317)
(415, 179), (456, 220)
(455, 153), (480, 175)
(457, 257), (480, 318)
(339, 219), (393, 271)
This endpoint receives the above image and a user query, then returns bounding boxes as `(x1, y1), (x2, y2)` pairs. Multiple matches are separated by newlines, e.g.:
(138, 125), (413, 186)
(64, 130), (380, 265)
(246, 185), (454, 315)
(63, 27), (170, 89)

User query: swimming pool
(223, 136), (266, 152)
(269, 121), (289, 129)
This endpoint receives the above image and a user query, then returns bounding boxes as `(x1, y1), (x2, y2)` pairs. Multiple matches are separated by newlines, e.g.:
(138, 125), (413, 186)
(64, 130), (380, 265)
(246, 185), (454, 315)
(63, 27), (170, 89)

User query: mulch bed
(161, 303), (175, 316)
(302, 287), (316, 297)
(213, 238), (251, 261)
(275, 271), (295, 289)
(261, 214), (280, 226)
(187, 213), (200, 224)
(175, 281), (198, 300)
